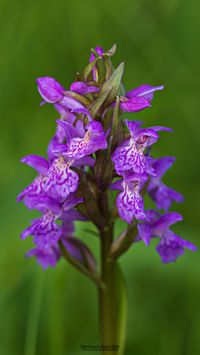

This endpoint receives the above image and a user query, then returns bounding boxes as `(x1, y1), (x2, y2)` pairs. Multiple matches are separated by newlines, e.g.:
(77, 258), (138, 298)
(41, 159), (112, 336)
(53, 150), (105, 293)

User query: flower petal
(120, 96), (151, 112)
(21, 155), (49, 174)
(153, 212), (183, 236)
(156, 231), (197, 263)
(36, 77), (64, 103)
(126, 84), (164, 102)
(26, 245), (60, 269)
(44, 156), (79, 198)
(65, 121), (107, 160)
(70, 81), (99, 94)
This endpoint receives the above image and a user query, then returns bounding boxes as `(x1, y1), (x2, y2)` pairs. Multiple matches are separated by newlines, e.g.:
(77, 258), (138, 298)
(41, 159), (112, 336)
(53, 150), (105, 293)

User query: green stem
(98, 225), (127, 355)
(99, 227), (115, 352)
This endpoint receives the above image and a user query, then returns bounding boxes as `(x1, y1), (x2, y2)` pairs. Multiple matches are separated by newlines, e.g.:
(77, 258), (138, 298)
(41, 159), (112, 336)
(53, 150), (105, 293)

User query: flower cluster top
(17, 45), (196, 269)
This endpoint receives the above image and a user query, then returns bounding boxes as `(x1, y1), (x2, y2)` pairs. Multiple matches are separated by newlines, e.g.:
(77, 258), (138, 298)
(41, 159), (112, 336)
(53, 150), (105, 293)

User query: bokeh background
(0, 0), (200, 354)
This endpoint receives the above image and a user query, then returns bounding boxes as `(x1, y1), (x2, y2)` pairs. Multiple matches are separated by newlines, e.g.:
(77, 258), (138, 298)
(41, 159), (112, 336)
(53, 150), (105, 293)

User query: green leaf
(105, 43), (117, 57)
(110, 95), (125, 151)
(100, 62), (125, 106)
(89, 90), (110, 118)
(114, 264), (128, 355)
(83, 57), (100, 81)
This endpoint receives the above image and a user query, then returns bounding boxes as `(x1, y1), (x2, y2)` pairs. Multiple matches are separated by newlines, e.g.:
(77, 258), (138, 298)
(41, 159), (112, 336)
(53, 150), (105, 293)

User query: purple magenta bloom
(156, 231), (197, 263)
(126, 84), (164, 102)
(25, 195), (61, 214)
(26, 244), (61, 269)
(112, 120), (160, 176)
(20, 191), (83, 249)
(19, 45), (195, 270)
(47, 113), (85, 162)
(17, 175), (46, 209)
(148, 157), (184, 211)
(137, 211), (197, 262)
(90, 46), (104, 62)
(43, 156), (79, 199)
(120, 96), (151, 113)
(65, 121), (107, 160)
(112, 120), (172, 176)
(17, 155), (49, 209)
(70, 81), (99, 94)
(21, 211), (62, 248)
(37, 77), (64, 103)
(37, 76), (92, 121)
(117, 173), (147, 224)
(58, 95), (92, 120)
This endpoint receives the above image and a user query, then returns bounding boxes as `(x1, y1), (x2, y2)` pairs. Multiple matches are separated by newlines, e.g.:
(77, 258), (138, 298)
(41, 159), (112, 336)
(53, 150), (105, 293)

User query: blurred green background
(0, 0), (200, 354)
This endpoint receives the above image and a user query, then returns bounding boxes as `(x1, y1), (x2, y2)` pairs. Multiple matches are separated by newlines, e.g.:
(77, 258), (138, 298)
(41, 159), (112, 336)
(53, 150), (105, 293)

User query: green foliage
(0, 0), (200, 354)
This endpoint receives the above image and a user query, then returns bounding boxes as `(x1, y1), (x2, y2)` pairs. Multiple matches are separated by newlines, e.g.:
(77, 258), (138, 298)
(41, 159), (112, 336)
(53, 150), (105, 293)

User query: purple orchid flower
(148, 157), (184, 211)
(43, 155), (79, 199)
(17, 155), (50, 208)
(64, 121), (107, 160)
(120, 84), (164, 113)
(26, 244), (61, 269)
(21, 193), (83, 248)
(116, 172), (148, 224)
(112, 120), (170, 176)
(137, 211), (197, 262)
(47, 111), (86, 162)
(18, 45), (197, 276)
(21, 211), (63, 248)
(36, 76), (92, 120)
(17, 175), (46, 208)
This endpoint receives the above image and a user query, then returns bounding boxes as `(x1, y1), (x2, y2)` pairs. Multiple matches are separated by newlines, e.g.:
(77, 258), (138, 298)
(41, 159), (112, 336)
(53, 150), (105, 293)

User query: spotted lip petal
(112, 144), (155, 176)
(16, 175), (46, 206)
(117, 178), (146, 224)
(65, 121), (107, 160)
(43, 156), (79, 198)
(21, 212), (62, 248)
(112, 120), (161, 176)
